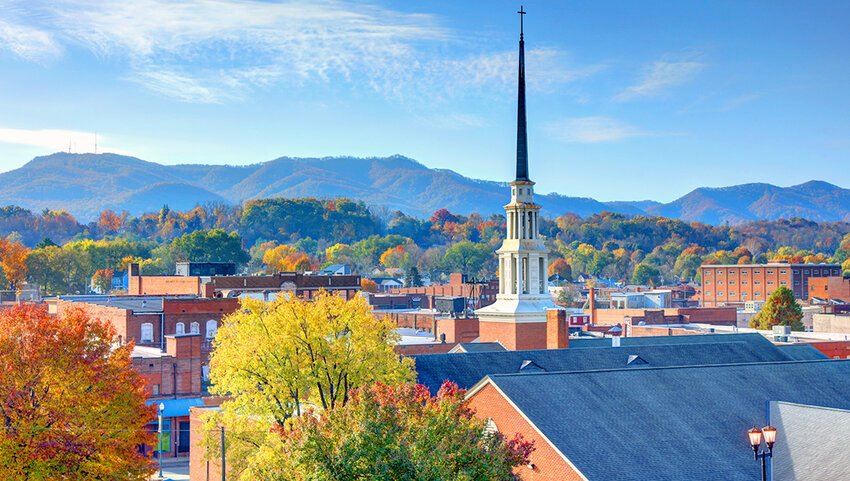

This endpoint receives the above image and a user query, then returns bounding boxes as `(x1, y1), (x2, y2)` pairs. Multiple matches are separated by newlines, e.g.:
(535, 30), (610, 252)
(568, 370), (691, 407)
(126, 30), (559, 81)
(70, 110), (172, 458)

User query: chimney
(612, 336), (620, 347)
(546, 308), (569, 349)
(588, 287), (597, 325)
(129, 262), (140, 277)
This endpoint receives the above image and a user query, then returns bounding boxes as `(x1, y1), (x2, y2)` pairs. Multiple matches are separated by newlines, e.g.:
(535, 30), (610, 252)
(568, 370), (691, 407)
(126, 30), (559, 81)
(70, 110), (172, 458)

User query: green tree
(443, 241), (493, 275)
(171, 229), (249, 265)
(265, 381), (534, 480)
(203, 292), (414, 477)
(632, 263), (661, 286)
(673, 254), (703, 281)
(404, 266), (423, 287)
(750, 286), (804, 331)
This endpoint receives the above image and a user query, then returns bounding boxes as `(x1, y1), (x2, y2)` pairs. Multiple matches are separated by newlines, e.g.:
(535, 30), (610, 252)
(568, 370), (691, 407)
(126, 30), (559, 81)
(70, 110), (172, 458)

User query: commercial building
(133, 333), (206, 459)
(809, 276), (850, 303)
(390, 273), (498, 310)
(55, 295), (240, 362)
(699, 261), (840, 307)
(127, 262), (360, 300)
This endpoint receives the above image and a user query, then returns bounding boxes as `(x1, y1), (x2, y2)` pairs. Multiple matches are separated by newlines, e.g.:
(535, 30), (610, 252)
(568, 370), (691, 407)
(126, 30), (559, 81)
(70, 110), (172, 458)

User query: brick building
(127, 263), (360, 300)
(56, 295), (240, 362)
(133, 334), (205, 458)
(389, 273), (498, 310)
(699, 261), (840, 307)
(809, 276), (850, 303)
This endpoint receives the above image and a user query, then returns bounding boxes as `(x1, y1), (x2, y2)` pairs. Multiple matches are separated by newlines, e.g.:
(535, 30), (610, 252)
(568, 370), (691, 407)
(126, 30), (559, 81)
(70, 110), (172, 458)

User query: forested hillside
(0, 199), (849, 296)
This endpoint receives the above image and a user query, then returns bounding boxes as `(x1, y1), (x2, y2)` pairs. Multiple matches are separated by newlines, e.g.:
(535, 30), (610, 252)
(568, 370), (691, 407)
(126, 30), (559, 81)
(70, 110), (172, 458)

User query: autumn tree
(360, 278), (378, 293)
(91, 269), (114, 293)
(0, 237), (30, 290)
(263, 381), (534, 480)
(0, 304), (154, 479)
(750, 286), (804, 331)
(548, 257), (571, 280)
(204, 292), (414, 477)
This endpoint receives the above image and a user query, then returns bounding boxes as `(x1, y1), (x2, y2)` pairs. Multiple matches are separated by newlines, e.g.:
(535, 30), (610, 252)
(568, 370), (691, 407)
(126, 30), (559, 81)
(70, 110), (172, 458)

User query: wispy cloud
(719, 92), (762, 112)
(544, 116), (655, 143)
(0, 127), (130, 154)
(614, 54), (704, 102)
(1, 0), (594, 103)
(0, 18), (61, 63)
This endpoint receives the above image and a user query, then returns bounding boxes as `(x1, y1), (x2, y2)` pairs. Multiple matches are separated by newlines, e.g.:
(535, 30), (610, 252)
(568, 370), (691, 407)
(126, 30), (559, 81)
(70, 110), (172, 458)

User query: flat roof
(702, 264), (839, 268)
(59, 295), (198, 313)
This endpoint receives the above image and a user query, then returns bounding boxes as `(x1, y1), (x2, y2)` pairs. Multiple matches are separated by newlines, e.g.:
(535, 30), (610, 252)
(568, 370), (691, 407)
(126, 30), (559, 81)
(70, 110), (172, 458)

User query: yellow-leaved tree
(203, 291), (414, 478)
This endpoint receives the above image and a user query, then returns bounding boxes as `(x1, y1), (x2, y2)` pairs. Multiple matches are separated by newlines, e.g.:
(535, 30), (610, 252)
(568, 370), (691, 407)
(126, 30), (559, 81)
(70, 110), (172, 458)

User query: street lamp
(747, 425), (777, 481)
(158, 402), (165, 479)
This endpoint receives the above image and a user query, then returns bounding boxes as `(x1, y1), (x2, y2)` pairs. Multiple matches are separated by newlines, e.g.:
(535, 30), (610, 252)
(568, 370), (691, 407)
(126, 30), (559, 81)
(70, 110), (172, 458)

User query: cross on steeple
(518, 6), (525, 38)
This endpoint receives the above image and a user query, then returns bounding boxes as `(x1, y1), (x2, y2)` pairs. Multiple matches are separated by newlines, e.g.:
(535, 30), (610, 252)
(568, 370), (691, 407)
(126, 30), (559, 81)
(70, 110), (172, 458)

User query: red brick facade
(478, 320), (547, 351)
(390, 273), (498, 310)
(804, 340), (850, 359)
(467, 383), (584, 480)
(809, 277), (850, 303)
(700, 262), (840, 307)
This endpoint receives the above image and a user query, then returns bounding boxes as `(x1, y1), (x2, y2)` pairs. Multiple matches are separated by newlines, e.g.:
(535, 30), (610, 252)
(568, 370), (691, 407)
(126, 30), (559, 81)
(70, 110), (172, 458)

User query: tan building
(700, 261), (840, 307)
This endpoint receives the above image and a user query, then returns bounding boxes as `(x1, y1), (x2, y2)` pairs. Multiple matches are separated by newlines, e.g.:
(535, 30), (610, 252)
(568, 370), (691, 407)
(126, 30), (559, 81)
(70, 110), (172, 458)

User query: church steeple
(515, 6), (529, 182)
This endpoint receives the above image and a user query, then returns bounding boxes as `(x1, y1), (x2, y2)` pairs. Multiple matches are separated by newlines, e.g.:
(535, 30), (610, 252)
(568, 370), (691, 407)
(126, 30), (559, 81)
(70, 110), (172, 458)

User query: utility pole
(220, 426), (226, 481)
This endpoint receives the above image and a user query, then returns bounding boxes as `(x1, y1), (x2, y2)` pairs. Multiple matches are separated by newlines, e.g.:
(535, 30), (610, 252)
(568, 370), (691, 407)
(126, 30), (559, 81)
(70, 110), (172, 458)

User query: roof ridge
(486, 358), (850, 378)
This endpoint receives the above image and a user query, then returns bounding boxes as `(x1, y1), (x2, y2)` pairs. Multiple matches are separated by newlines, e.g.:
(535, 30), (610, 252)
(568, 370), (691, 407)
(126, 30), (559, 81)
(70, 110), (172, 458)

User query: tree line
(1, 199), (849, 295)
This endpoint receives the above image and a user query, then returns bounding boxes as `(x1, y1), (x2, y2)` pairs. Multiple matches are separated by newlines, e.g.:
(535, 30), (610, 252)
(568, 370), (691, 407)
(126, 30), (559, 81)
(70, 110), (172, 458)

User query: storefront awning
(146, 397), (205, 418)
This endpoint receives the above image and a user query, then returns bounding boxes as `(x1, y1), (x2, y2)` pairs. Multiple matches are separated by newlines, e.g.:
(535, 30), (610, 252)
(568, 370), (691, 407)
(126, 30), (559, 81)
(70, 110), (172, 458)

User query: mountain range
(1, 152), (849, 225)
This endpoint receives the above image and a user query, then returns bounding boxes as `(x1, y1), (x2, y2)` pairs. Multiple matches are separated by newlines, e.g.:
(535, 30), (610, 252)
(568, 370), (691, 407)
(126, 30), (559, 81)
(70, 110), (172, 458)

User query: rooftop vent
(627, 355), (648, 365)
(519, 360), (546, 373)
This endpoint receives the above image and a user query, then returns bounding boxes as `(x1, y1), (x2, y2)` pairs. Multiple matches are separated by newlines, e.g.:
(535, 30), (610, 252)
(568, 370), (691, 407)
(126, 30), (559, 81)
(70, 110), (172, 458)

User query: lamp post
(158, 402), (165, 479)
(747, 425), (777, 481)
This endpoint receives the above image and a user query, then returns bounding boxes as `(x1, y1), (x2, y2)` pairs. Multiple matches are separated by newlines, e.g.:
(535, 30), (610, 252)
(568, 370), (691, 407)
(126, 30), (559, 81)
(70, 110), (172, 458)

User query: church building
(475, 9), (561, 351)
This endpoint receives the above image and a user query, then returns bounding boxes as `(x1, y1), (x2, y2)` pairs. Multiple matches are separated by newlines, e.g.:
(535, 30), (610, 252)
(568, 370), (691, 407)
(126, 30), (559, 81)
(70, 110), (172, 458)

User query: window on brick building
(742, 271), (749, 275)
(718, 270), (724, 275)
(718, 281), (724, 285)
(780, 270), (787, 274)
(794, 270), (800, 274)
(729, 281), (735, 285)
(206, 320), (218, 339)
(804, 270), (810, 274)
(705, 291), (712, 295)
(754, 281), (761, 285)
(767, 270), (774, 274)
(755, 292), (761, 297)
(705, 271), (712, 276)
(814, 269), (820, 274)
(754, 270), (761, 274)
(190, 322), (199, 334)
(176, 322), (185, 335)
(742, 281), (748, 285)
(780, 281), (787, 285)
(152, 384), (160, 396)
(718, 292), (724, 296)
(767, 281), (774, 285)
(705, 281), (711, 285)
(140, 323), (153, 343)
(730, 292), (736, 296)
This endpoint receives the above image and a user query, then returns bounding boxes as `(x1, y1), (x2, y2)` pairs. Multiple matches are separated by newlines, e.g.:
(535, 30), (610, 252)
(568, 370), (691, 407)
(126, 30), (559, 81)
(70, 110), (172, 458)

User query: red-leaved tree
(269, 381), (534, 480)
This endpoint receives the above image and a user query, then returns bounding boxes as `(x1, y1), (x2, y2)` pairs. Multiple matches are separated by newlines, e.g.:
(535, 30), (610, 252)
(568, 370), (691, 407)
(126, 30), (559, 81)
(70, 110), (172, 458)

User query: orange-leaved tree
(0, 237), (30, 290)
(91, 268), (114, 293)
(0, 304), (155, 479)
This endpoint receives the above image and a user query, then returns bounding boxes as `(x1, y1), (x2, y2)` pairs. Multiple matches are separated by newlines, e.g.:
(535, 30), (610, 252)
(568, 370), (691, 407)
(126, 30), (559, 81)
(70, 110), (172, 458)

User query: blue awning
(147, 398), (205, 418)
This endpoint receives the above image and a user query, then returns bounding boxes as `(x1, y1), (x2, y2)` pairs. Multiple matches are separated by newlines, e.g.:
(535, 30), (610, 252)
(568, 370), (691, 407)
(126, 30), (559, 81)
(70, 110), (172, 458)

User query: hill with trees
(3, 152), (850, 225)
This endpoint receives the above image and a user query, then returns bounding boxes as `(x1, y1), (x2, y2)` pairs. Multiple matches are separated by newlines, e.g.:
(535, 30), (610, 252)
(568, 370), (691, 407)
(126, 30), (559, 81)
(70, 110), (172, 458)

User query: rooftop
(474, 360), (850, 481)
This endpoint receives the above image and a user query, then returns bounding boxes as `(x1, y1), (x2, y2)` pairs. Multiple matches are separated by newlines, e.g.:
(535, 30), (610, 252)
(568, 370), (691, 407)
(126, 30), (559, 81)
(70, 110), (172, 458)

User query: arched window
(190, 322), (199, 334)
(175, 322), (185, 335)
(206, 320), (218, 339)
(140, 323), (153, 343)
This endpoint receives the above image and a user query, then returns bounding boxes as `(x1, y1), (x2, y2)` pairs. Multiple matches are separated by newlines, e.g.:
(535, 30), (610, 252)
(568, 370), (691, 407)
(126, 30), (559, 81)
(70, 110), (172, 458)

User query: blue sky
(0, 0), (848, 203)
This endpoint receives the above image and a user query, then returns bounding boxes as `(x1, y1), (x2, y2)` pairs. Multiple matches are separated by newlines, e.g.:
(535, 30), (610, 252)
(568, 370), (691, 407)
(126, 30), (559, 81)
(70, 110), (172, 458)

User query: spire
(515, 6), (529, 182)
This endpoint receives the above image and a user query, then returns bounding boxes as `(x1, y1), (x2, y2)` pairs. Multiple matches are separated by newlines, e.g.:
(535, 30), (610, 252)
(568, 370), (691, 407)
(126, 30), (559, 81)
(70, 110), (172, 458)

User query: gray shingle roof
(482, 360), (850, 481)
(775, 343), (829, 360)
(412, 334), (799, 394)
(450, 342), (507, 353)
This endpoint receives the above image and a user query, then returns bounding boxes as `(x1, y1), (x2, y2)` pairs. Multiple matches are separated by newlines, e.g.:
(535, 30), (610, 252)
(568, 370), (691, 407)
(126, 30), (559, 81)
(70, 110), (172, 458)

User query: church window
(190, 322), (200, 334)
(175, 322), (185, 335)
